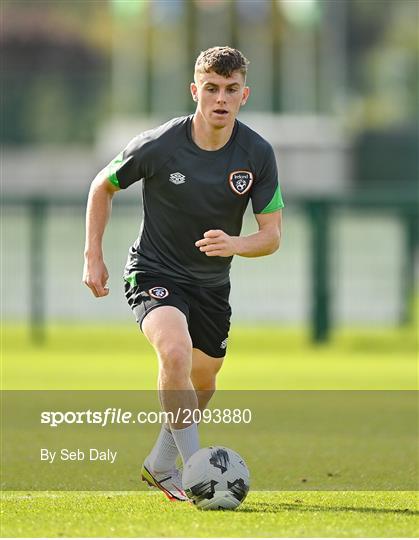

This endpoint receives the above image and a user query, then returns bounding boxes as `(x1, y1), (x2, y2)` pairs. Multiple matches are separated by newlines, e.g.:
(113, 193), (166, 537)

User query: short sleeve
(106, 135), (148, 190)
(251, 144), (284, 214)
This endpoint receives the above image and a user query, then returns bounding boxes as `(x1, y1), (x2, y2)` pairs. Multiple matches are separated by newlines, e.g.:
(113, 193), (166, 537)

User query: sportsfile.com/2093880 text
(40, 408), (252, 428)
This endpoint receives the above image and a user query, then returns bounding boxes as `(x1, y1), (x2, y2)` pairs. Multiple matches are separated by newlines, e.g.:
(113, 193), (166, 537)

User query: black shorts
(124, 273), (232, 358)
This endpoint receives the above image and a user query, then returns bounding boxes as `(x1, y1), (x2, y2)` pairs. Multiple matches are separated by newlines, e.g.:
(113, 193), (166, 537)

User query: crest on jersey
(149, 287), (169, 299)
(229, 171), (253, 195)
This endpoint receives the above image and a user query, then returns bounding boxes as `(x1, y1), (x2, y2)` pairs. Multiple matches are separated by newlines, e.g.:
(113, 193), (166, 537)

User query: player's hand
(195, 229), (239, 257)
(82, 257), (110, 297)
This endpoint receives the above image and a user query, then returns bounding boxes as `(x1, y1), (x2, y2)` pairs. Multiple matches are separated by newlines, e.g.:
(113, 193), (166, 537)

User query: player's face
(191, 70), (250, 129)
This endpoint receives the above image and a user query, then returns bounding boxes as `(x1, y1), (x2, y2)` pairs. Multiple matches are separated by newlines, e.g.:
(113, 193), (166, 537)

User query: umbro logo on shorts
(169, 172), (186, 185)
(220, 338), (228, 349)
(229, 170), (253, 195)
(149, 287), (169, 299)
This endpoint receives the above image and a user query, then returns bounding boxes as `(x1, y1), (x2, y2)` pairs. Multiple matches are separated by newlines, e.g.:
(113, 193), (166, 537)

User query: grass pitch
(1, 323), (417, 537)
(3, 323), (416, 390)
(2, 491), (417, 537)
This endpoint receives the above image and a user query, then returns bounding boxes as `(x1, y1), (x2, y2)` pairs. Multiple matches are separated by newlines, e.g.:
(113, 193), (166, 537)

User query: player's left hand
(195, 229), (238, 257)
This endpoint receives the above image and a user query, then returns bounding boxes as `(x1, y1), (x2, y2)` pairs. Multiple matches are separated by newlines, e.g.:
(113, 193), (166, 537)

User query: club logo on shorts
(148, 287), (169, 299)
(229, 170), (253, 195)
(220, 338), (228, 349)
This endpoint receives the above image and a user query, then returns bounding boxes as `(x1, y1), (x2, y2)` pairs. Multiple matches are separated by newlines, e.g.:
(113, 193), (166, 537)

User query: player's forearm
(84, 175), (115, 259)
(234, 227), (280, 258)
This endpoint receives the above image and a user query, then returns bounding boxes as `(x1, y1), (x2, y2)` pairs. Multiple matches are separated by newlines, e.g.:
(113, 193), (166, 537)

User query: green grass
(1, 323), (417, 537)
(1, 491), (417, 537)
(2, 323), (417, 390)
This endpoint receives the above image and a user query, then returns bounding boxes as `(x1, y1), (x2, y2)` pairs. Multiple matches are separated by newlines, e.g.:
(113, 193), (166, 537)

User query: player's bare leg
(143, 307), (223, 500)
(146, 346), (223, 467)
(142, 305), (198, 427)
(191, 348), (223, 411)
(141, 306), (198, 500)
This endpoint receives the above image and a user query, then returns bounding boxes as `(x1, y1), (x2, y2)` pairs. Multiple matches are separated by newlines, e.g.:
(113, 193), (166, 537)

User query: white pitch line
(2, 490), (274, 502)
(1, 491), (155, 501)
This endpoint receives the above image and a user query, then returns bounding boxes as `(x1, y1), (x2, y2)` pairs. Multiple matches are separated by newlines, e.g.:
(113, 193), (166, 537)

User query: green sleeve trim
(106, 151), (124, 188)
(259, 185), (284, 214)
(108, 171), (120, 188)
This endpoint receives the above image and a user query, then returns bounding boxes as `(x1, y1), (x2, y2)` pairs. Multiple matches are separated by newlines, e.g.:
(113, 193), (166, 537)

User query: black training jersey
(106, 115), (284, 287)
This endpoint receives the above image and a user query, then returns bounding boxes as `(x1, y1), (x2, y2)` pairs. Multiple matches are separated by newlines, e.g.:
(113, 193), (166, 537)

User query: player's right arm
(83, 131), (153, 296)
(83, 170), (119, 298)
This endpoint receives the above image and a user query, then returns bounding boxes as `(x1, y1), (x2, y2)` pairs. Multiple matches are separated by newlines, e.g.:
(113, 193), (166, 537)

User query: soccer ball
(182, 446), (250, 510)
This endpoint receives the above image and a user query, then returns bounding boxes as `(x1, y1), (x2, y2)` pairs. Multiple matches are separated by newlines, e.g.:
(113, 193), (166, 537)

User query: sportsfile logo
(40, 407), (252, 427)
(169, 171), (186, 185)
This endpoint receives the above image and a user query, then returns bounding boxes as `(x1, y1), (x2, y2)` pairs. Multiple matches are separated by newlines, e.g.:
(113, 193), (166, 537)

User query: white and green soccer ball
(182, 446), (250, 510)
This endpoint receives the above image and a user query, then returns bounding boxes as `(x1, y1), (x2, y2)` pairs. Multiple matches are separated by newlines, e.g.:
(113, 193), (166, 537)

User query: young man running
(83, 47), (284, 501)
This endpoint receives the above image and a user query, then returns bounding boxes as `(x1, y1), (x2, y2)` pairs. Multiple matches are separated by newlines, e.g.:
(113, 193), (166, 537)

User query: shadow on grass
(238, 501), (418, 516)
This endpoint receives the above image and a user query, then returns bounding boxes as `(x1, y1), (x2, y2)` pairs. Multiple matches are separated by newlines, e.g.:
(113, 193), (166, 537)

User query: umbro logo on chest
(169, 172), (186, 185)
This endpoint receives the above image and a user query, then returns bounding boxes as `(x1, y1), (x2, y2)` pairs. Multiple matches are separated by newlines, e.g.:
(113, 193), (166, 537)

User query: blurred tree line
(2, 2), (111, 143)
(346, 0), (418, 187)
(1, 0), (417, 187)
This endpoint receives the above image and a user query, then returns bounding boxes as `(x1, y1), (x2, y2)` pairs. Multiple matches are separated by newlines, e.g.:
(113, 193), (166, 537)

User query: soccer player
(83, 47), (283, 501)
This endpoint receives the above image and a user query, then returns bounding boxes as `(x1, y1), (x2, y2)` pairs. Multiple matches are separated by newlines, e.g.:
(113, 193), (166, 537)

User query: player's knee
(191, 361), (219, 392)
(194, 385), (216, 412)
(158, 341), (192, 378)
(193, 375), (216, 393)
(195, 386), (215, 403)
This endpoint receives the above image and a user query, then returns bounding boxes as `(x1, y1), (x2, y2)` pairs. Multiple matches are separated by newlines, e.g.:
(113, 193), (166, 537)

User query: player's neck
(191, 113), (235, 151)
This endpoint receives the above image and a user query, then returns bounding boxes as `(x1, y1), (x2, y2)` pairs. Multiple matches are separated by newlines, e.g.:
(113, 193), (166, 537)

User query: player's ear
(190, 82), (198, 102)
(241, 86), (250, 106)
